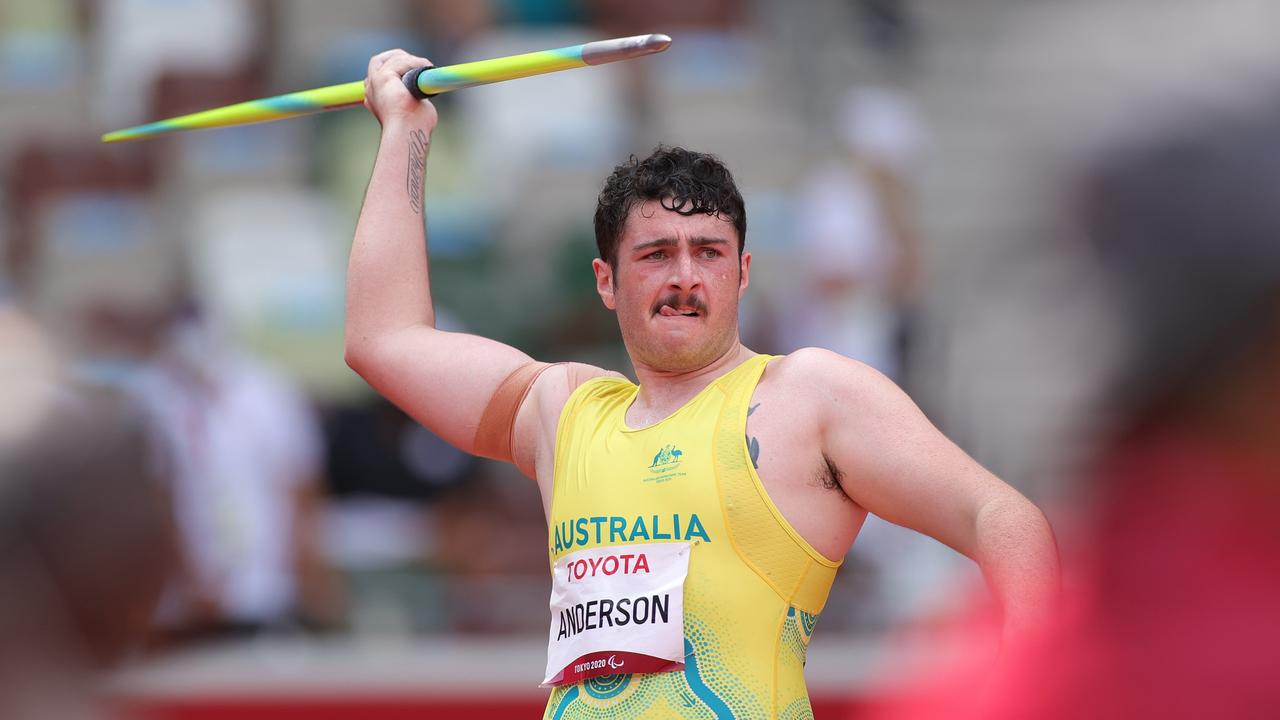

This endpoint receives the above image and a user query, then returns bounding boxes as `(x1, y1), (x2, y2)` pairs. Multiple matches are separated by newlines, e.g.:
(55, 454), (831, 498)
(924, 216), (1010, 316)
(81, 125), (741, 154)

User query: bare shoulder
(768, 347), (896, 398)
(763, 348), (919, 434)
(513, 362), (624, 481)
(531, 362), (625, 409)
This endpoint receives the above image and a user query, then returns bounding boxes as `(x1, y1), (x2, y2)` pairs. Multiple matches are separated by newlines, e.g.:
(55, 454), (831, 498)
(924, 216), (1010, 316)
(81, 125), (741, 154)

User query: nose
(668, 250), (702, 293)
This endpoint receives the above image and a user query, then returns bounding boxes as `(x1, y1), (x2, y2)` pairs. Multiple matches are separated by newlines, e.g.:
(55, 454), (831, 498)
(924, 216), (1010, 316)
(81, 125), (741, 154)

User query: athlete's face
(593, 200), (750, 373)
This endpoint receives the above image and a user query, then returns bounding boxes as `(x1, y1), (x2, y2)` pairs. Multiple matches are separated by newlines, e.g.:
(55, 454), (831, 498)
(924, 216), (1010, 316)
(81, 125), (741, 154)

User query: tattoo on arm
(406, 129), (428, 214)
(746, 403), (761, 469)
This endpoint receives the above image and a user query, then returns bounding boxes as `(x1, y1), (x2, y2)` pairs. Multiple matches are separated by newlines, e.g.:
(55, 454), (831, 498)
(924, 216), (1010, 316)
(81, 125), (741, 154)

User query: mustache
(651, 293), (708, 316)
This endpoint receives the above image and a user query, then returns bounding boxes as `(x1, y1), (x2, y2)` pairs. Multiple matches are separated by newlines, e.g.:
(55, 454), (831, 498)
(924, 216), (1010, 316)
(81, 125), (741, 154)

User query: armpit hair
(820, 454), (848, 498)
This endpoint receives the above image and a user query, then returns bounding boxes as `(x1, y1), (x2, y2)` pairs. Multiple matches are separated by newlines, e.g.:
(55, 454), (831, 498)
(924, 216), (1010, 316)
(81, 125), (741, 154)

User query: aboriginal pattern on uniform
(543, 354), (841, 719)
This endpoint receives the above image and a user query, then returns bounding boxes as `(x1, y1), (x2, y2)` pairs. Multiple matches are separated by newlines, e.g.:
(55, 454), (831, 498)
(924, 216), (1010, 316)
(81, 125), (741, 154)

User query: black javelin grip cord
(402, 64), (436, 99)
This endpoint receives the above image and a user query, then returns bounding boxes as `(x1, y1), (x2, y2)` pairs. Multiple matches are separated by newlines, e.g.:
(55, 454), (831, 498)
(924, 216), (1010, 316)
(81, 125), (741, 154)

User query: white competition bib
(543, 542), (689, 686)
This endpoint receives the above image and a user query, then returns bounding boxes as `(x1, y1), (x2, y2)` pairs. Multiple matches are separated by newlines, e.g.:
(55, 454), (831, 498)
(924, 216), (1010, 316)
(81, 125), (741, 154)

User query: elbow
(343, 334), (375, 377)
(978, 489), (1048, 526)
(343, 346), (363, 375)
(974, 493), (1059, 561)
(972, 493), (1063, 628)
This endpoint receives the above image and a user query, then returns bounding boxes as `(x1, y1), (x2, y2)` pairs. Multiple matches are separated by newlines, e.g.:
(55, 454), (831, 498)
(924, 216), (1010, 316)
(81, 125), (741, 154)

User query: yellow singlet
(544, 354), (841, 720)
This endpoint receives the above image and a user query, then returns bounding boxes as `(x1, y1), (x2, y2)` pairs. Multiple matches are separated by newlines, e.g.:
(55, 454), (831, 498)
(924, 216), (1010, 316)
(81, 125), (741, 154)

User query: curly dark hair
(593, 146), (747, 271)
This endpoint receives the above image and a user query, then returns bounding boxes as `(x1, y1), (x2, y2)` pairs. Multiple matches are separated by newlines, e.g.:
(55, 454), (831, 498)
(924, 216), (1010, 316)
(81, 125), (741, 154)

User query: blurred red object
(874, 429), (1280, 720)
(877, 74), (1280, 720)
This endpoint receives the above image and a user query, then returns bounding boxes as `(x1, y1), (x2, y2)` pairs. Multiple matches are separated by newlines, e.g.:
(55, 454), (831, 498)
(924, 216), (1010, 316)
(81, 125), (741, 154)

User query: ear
(592, 258), (617, 310)
(738, 251), (752, 298)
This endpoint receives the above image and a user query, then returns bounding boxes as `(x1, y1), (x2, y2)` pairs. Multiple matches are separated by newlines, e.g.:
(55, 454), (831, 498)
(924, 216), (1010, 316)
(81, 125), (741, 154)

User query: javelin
(101, 33), (671, 143)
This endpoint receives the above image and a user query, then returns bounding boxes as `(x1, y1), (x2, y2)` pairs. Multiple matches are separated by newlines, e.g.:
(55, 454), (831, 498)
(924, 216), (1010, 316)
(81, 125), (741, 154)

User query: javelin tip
(582, 33), (673, 66)
(646, 33), (673, 52)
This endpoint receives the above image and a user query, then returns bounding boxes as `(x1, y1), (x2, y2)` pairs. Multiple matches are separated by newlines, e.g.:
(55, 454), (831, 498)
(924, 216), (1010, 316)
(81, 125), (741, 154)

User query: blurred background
(2, 0), (1277, 717)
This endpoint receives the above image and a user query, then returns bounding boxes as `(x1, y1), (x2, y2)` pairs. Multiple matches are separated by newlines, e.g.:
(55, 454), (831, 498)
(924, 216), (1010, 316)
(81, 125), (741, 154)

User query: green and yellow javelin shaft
(101, 33), (671, 143)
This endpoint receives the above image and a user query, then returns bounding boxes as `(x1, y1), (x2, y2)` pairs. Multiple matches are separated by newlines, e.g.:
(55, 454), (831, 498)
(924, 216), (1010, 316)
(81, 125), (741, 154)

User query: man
(125, 300), (340, 644)
(0, 303), (176, 719)
(900, 88), (1280, 720)
(346, 49), (1058, 719)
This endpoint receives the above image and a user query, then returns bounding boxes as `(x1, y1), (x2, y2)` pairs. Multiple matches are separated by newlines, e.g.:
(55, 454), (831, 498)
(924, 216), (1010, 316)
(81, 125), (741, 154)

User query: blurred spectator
(777, 85), (924, 381)
(126, 300), (343, 643)
(883, 84), (1280, 720)
(775, 85), (938, 636)
(325, 396), (473, 503)
(0, 301), (175, 719)
(322, 394), (476, 636)
(1025, 86), (1280, 720)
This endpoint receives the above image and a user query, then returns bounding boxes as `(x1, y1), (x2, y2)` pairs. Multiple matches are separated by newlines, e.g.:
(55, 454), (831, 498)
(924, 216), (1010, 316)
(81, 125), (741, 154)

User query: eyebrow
(631, 237), (732, 252)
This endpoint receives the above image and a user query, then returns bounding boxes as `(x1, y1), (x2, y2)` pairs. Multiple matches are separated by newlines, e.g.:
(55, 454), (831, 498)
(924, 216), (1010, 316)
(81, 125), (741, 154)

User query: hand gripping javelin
(101, 33), (672, 143)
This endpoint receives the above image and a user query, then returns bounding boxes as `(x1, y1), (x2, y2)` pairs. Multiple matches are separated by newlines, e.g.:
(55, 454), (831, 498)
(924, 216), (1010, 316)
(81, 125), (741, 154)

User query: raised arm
(344, 49), (596, 480)
(801, 349), (1060, 641)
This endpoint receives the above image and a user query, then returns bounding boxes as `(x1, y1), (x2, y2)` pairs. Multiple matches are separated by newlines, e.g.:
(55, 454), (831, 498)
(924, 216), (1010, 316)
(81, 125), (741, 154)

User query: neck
(627, 342), (755, 425)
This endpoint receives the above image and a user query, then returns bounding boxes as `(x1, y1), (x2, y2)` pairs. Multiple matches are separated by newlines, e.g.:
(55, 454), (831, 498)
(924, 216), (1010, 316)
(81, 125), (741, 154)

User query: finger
(377, 54), (434, 82)
(366, 48), (401, 77)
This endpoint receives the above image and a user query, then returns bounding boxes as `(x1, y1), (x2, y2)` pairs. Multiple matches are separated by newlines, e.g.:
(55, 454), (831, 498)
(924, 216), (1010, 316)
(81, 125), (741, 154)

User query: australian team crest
(646, 444), (686, 484)
(649, 444), (683, 471)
